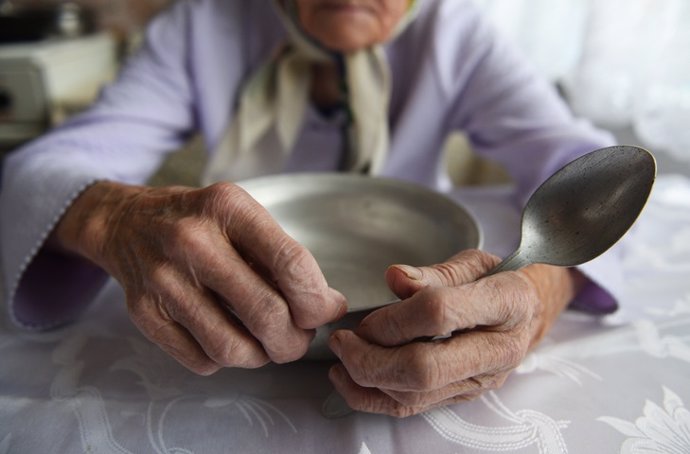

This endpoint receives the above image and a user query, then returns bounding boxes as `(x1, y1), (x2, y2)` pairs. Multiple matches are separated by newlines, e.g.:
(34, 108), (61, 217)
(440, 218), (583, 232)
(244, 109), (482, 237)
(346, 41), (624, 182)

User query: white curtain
(473, 0), (690, 163)
(472, 0), (588, 81)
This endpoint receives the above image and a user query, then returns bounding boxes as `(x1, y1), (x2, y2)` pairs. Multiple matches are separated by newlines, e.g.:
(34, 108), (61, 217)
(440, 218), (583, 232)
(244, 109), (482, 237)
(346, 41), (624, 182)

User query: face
(293, 0), (410, 52)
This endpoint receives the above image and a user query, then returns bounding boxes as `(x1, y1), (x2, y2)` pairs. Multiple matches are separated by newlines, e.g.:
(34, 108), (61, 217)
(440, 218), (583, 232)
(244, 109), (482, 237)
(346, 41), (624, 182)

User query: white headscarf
(202, 0), (419, 184)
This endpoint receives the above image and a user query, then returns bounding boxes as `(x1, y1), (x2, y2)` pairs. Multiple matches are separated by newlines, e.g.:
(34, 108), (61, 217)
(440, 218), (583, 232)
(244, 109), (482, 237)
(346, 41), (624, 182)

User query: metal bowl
(238, 173), (482, 359)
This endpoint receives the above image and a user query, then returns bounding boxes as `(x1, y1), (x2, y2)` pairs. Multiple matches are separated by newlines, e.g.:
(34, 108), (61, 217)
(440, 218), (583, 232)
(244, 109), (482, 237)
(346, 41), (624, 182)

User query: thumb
(385, 249), (501, 296)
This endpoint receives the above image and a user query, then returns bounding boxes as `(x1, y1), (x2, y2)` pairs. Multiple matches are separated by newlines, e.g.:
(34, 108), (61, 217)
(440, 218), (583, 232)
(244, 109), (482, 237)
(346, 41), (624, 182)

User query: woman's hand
(327, 249), (582, 417)
(52, 181), (347, 374)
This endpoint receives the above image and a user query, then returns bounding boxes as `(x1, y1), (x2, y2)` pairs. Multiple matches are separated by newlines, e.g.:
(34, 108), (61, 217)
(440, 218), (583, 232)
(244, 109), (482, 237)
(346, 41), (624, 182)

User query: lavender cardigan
(0, 0), (619, 329)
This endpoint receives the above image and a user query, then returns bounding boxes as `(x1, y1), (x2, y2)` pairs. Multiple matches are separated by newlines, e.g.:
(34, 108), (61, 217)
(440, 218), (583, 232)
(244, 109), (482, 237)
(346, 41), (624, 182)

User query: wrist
(520, 264), (578, 345)
(50, 181), (145, 267)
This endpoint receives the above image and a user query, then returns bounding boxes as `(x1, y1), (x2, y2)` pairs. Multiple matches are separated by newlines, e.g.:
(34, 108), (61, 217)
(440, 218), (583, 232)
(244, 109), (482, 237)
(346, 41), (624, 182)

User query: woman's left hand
(327, 249), (580, 417)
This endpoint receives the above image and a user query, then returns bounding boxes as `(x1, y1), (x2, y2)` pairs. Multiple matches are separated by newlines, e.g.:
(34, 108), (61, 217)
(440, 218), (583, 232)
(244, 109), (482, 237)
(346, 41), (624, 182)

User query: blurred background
(0, 0), (689, 185)
(0, 0), (170, 168)
(475, 0), (690, 178)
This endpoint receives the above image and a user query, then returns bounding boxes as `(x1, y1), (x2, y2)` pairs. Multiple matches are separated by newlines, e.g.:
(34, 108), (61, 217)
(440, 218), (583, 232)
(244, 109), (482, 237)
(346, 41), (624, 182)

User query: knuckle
(204, 182), (244, 205)
(382, 310), (409, 344)
(340, 351), (377, 388)
(201, 182), (254, 222)
(186, 359), (221, 376)
(126, 294), (228, 377)
(387, 390), (427, 408)
(496, 297), (522, 327)
(420, 288), (454, 333)
(405, 350), (441, 391)
(167, 218), (207, 253)
(205, 341), (231, 365)
(268, 335), (310, 364)
(204, 335), (244, 367)
(461, 249), (501, 271)
(430, 261), (464, 285)
(292, 292), (337, 329)
(272, 243), (332, 326)
(244, 289), (290, 333)
(127, 295), (172, 336)
(489, 277), (534, 330)
(437, 249), (500, 283)
(242, 290), (311, 363)
(343, 359), (370, 387)
(150, 272), (199, 325)
(497, 335), (527, 368)
(273, 238), (314, 281)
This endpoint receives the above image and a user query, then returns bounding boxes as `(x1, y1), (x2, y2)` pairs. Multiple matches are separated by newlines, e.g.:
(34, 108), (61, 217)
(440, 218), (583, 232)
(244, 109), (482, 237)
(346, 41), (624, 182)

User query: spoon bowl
(490, 145), (656, 274)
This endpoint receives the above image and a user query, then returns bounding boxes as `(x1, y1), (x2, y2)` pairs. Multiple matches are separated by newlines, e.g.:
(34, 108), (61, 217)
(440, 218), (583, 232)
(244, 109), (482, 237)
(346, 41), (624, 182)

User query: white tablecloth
(2, 175), (690, 454)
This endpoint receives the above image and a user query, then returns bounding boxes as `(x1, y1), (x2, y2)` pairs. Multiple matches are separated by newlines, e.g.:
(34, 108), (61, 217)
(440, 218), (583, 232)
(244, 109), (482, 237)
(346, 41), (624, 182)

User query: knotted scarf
(202, 0), (418, 184)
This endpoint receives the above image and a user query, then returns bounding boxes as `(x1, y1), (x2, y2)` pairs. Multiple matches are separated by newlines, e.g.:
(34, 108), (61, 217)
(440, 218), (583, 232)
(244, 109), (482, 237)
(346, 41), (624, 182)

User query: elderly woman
(0, 0), (619, 417)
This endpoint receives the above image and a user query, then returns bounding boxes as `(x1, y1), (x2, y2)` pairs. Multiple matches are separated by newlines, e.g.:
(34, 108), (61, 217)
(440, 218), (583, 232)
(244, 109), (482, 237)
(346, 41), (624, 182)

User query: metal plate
(239, 173), (482, 313)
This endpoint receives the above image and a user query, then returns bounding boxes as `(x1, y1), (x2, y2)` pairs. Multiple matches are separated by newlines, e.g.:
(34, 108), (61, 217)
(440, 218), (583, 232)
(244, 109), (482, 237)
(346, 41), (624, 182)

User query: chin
(313, 28), (378, 52)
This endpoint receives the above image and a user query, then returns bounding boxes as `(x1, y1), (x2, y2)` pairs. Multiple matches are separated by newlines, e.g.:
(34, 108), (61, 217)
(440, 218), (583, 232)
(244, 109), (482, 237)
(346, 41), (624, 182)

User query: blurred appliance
(0, 1), (96, 44)
(0, 33), (116, 149)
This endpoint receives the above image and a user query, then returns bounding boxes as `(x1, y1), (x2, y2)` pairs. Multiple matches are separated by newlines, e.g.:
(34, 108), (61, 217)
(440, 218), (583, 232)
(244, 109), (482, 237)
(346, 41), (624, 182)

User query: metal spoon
(322, 145), (656, 418)
(488, 145), (656, 274)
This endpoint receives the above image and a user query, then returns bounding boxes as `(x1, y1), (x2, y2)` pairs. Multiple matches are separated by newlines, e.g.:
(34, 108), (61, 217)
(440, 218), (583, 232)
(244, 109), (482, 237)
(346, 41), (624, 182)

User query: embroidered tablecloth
(2, 175), (689, 454)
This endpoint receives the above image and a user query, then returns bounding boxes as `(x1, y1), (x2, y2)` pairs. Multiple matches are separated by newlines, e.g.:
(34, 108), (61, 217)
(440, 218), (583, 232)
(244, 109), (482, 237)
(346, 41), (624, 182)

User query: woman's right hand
(52, 181), (347, 374)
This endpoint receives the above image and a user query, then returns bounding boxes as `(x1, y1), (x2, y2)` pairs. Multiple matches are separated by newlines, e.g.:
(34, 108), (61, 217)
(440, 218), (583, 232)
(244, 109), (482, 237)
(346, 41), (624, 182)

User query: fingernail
(329, 332), (343, 357)
(329, 288), (349, 318)
(328, 364), (343, 382)
(393, 264), (422, 280)
(321, 389), (354, 419)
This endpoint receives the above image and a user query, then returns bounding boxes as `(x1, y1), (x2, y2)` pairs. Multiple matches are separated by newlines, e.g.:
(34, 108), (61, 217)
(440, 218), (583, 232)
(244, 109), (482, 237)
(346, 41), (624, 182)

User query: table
(1, 175), (689, 454)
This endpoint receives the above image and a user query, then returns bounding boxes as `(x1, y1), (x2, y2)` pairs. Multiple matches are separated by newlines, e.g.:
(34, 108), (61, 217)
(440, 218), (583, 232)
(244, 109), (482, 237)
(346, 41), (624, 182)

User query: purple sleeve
(438, 2), (621, 313)
(438, 4), (614, 204)
(0, 0), (197, 329)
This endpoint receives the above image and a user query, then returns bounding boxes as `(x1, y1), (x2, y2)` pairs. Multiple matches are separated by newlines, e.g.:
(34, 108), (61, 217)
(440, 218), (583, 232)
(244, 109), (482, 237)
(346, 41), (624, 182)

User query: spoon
(322, 145), (656, 418)
(488, 145), (656, 274)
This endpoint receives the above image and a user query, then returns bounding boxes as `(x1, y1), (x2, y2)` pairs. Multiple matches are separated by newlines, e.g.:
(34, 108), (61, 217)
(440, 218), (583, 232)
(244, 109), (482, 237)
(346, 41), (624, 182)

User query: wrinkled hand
(327, 249), (578, 417)
(55, 181), (346, 374)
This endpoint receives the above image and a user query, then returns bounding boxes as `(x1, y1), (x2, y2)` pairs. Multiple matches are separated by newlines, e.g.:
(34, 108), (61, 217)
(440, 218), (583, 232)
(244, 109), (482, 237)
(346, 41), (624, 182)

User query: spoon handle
(486, 249), (532, 275)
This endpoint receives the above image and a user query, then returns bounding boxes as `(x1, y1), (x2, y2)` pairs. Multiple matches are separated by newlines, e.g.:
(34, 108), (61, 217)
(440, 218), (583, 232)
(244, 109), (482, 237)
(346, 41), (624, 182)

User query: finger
(164, 288), (272, 369)
(385, 249), (501, 298)
(358, 271), (533, 346)
(328, 364), (420, 418)
(162, 218), (310, 359)
(131, 271), (271, 369)
(211, 184), (347, 328)
(330, 364), (488, 417)
(381, 372), (509, 408)
(330, 329), (526, 392)
(128, 299), (221, 375)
